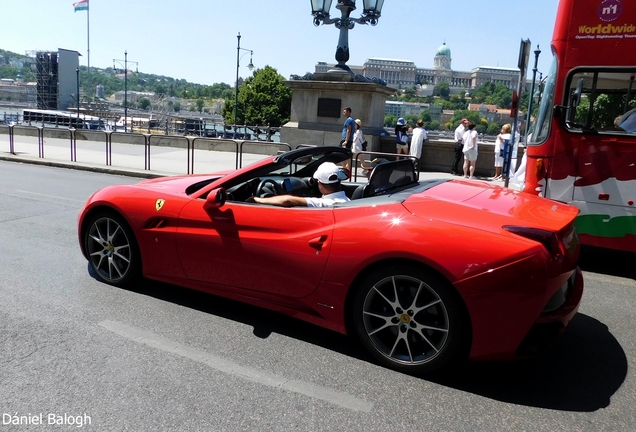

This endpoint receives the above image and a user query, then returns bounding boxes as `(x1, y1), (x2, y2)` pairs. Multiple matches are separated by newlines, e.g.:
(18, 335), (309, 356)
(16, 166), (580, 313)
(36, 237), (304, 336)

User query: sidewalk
(0, 135), (269, 179)
(0, 133), (509, 185)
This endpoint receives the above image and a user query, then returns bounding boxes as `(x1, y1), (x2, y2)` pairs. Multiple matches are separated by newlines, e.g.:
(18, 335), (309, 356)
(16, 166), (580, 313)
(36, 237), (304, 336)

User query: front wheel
(353, 265), (468, 374)
(84, 212), (140, 287)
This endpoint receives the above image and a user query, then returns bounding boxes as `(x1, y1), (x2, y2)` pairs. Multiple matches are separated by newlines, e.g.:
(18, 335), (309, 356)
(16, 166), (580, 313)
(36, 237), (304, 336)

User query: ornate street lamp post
(310, 0), (384, 72)
(234, 32), (254, 131)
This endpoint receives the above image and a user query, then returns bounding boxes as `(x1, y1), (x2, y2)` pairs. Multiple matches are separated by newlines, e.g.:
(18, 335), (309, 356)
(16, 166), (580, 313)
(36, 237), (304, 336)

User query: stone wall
(378, 136), (523, 178)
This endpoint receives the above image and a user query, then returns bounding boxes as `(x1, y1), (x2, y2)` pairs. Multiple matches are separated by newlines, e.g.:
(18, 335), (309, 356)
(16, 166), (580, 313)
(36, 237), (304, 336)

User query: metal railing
(2, 111), (281, 142)
(0, 123), (293, 174)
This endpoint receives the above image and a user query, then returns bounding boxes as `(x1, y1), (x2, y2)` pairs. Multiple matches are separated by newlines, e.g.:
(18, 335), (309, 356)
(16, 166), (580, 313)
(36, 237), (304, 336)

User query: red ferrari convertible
(78, 146), (583, 374)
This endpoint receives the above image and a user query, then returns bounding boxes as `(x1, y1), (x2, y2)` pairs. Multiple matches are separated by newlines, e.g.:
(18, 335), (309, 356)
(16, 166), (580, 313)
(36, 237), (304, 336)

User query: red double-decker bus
(524, 0), (636, 252)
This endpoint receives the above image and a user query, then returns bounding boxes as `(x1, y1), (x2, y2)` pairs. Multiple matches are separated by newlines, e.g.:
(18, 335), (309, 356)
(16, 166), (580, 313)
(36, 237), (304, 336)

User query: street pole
(526, 45), (541, 137)
(124, 51), (128, 133)
(233, 33), (254, 136)
(76, 67), (80, 127)
(114, 53), (138, 133)
(234, 33), (240, 132)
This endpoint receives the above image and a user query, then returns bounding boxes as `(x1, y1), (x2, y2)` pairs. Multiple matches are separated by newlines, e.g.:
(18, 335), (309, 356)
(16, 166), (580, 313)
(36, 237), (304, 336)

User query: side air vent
(144, 218), (170, 229)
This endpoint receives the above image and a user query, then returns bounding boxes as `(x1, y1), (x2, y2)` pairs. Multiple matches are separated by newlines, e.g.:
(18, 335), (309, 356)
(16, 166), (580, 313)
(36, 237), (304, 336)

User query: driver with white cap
(250, 162), (350, 207)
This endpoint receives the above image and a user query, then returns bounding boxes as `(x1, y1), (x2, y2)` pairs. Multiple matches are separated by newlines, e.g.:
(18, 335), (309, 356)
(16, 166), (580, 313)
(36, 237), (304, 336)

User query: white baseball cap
(313, 162), (347, 184)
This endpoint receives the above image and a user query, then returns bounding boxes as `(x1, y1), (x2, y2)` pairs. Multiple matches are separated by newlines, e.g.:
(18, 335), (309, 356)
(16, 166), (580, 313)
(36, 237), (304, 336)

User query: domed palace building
(315, 42), (520, 94)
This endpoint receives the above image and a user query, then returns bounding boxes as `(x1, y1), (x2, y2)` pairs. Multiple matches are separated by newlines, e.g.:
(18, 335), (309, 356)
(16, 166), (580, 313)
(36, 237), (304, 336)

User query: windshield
(197, 146), (351, 199)
(528, 56), (557, 145)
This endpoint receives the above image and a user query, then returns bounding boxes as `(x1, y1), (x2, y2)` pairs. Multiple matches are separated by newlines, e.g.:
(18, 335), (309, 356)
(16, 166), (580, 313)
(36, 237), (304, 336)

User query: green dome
(436, 43), (451, 57)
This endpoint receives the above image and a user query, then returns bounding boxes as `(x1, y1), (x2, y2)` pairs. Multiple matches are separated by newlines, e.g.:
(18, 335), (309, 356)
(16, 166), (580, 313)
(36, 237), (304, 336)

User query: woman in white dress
(492, 123), (511, 180)
(350, 119), (367, 171)
(462, 122), (478, 178)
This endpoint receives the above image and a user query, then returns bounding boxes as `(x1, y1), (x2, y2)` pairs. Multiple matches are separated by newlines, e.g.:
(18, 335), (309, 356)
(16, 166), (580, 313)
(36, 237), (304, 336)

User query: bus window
(563, 68), (636, 134)
(528, 57), (557, 145)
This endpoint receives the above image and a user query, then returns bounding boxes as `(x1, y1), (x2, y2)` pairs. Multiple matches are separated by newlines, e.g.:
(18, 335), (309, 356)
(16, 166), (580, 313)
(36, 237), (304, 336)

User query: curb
(0, 153), (169, 179)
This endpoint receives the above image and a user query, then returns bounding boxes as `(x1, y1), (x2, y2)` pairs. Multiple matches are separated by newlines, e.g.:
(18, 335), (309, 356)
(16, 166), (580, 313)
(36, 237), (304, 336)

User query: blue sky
(1, 0), (559, 86)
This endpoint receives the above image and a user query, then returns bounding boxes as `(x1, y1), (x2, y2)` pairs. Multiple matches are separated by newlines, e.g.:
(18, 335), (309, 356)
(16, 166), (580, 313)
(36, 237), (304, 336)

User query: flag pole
(87, 1), (90, 76)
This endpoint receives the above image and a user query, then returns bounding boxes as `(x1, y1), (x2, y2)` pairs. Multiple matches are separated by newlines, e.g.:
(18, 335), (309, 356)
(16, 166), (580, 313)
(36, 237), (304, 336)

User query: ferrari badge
(155, 199), (165, 211)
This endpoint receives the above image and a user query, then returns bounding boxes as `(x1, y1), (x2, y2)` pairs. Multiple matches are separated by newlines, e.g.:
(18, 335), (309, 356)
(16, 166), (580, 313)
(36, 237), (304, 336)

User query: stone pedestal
(280, 74), (396, 150)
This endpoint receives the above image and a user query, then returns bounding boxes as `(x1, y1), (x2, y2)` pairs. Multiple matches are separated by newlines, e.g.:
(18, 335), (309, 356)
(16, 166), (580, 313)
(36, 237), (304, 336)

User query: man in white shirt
(409, 119), (428, 163)
(451, 118), (468, 175)
(251, 162), (350, 207)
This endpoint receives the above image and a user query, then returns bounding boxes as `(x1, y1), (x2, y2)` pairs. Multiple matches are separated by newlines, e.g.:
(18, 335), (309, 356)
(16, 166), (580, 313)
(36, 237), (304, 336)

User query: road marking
(99, 320), (374, 412)
(17, 190), (85, 203)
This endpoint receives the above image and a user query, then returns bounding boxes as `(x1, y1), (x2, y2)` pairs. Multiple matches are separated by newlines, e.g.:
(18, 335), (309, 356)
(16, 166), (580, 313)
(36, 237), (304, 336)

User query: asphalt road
(1, 161), (635, 431)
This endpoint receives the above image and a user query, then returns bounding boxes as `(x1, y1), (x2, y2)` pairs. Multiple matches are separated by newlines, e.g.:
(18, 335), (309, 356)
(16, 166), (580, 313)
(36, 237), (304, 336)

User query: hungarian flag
(73, 0), (88, 12)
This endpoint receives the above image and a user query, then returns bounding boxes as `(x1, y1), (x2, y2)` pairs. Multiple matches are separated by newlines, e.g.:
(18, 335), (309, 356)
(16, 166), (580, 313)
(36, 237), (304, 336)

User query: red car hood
(404, 179), (579, 233)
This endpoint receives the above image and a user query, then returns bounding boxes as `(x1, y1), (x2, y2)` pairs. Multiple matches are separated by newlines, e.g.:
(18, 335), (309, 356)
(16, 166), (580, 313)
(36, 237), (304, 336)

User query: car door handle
(308, 235), (328, 250)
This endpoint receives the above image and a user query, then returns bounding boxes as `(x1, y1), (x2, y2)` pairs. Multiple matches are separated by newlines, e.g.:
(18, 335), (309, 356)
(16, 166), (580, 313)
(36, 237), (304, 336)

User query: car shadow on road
(579, 245), (636, 280)
(97, 266), (626, 413)
(427, 313), (627, 412)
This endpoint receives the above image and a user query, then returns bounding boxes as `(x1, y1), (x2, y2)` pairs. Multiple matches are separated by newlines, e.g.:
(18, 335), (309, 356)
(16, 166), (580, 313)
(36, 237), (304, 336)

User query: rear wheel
(84, 212), (140, 287)
(353, 264), (468, 374)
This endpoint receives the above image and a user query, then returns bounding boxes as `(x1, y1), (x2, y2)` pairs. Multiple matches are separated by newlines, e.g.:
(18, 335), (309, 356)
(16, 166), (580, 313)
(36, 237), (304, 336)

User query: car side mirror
(204, 187), (227, 210)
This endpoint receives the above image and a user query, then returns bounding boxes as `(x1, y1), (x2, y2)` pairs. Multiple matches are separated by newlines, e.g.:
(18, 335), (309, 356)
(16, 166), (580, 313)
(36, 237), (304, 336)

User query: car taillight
(503, 226), (564, 261)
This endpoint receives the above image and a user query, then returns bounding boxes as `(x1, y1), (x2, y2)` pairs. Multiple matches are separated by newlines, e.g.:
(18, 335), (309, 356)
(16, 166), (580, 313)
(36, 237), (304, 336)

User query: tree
(172, 102), (181, 113)
(477, 118), (489, 134)
(222, 65), (292, 126)
(138, 98), (151, 110)
(450, 110), (482, 130)
(384, 114), (397, 127)
(407, 114), (419, 126)
(433, 81), (450, 99)
(472, 82), (513, 109)
(402, 87), (417, 101)
(448, 94), (468, 111)
(487, 123), (502, 135)
(195, 99), (205, 113)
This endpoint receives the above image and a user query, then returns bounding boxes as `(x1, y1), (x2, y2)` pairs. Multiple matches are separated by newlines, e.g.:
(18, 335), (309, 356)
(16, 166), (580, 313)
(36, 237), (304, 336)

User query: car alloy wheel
(85, 213), (139, 286)
(353, 265), (467, 374)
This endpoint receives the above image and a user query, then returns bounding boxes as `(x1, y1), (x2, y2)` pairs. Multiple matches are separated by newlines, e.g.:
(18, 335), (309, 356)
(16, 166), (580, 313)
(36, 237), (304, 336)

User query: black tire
(353, 264), (468, 374)
(84, 212), (141, 287)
